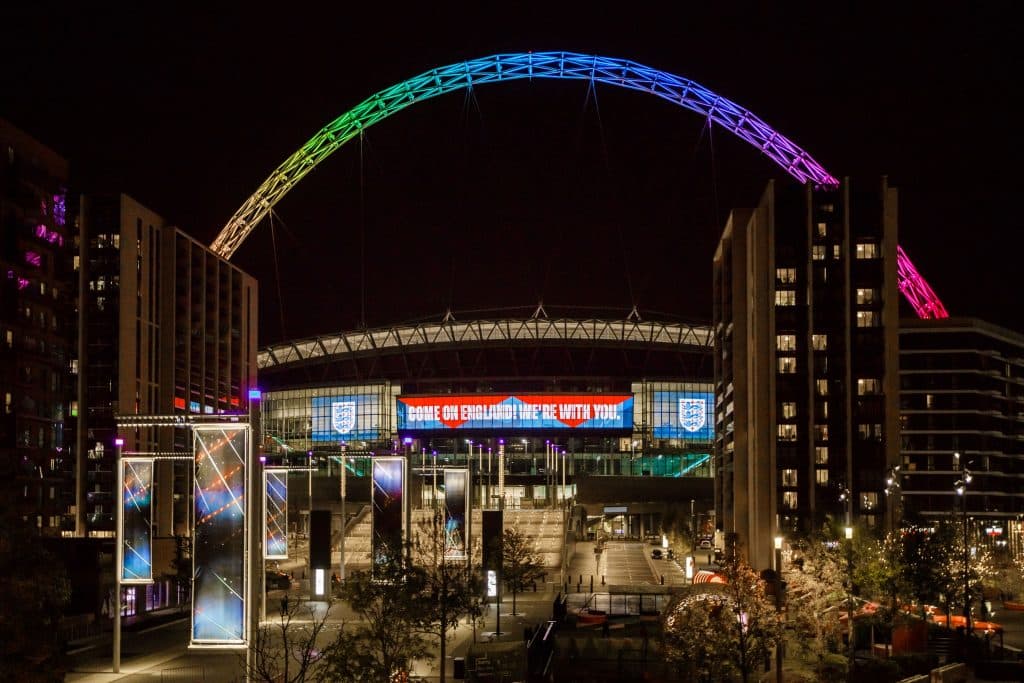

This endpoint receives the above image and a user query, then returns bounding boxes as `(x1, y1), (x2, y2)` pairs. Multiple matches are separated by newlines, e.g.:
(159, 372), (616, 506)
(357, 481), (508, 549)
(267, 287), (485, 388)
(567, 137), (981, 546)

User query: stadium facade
(255, 313), (717, 538)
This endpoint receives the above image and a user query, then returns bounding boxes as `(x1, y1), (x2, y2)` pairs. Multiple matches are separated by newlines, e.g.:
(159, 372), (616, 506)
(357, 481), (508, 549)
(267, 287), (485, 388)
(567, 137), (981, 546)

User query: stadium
(255, 308), (718, 571)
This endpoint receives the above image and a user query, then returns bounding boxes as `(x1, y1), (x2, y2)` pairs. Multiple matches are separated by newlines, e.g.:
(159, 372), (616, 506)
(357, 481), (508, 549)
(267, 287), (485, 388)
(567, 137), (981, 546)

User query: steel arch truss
(210, 51), (947, 319)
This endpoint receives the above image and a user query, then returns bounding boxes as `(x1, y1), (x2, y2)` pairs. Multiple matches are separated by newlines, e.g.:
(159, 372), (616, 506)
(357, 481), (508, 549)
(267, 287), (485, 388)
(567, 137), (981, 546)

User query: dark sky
(3, 4), (1020, 343)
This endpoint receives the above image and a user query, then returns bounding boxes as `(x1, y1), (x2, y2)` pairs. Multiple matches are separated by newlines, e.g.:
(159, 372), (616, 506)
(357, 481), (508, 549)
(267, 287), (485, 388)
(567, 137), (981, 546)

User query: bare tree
(411, 512), (484, 683)
(502, 527), (545, 616)
(241, 593), (336, 683)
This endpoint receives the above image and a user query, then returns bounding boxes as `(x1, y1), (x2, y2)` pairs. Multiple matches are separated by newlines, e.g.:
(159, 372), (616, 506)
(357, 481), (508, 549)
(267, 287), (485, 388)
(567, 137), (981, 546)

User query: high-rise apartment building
(899, 317), (1024, 555)
(74, 194), (258, 553)
(713, 178), (900, 568)
(0, 118), (76, 536)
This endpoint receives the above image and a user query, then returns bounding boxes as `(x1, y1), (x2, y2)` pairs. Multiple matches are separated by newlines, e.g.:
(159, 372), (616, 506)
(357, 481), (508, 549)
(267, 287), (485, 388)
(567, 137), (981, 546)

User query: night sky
(3, 5), (1020, 344)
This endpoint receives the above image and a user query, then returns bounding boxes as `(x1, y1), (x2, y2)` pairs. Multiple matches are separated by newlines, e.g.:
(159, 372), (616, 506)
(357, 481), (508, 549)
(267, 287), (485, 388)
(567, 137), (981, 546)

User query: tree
(662, 551), (782, 683)
(0, 484), (70, 681)
(784, 534), (848, 676)
(411, 513), (484, 683)
(323, 555), (433, 683)
(501, 527), (545, 616)
(241, 593), (336, 683)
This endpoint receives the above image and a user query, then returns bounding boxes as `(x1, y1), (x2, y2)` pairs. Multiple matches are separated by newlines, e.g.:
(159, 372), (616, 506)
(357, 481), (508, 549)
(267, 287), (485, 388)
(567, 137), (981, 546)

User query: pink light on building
(896, 246), (949, 319)
(24, 251), (41, 267)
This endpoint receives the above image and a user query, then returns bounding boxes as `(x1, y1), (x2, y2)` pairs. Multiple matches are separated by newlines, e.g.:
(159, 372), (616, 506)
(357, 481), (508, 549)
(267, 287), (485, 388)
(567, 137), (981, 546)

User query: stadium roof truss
(257, 318), (712, 370)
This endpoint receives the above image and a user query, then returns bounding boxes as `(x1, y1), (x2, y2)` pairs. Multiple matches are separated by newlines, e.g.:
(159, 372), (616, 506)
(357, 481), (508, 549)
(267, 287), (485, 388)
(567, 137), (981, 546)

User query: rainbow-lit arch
(210, 51), (946, 318)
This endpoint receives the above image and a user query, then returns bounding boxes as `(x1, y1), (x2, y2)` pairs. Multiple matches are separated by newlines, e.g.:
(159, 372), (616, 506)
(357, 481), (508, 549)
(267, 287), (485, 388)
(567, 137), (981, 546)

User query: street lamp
(844, 525), (854, 665)
(954, 454), (973, 634)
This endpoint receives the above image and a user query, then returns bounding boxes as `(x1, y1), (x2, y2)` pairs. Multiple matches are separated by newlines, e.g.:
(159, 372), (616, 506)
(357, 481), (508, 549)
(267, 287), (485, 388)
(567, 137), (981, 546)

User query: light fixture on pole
(844, 525), (854, 665)
(954, 454), (973, 634)
(339, 441), (347, 581)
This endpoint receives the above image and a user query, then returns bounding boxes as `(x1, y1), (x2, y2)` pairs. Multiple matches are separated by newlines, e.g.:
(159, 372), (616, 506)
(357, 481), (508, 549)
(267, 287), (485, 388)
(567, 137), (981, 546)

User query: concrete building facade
(714, 178), (901, 568)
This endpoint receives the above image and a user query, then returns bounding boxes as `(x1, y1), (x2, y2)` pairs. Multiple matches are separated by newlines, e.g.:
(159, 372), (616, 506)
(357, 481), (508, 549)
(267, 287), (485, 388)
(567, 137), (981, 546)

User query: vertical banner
(264, 470), (288, 559)
(443, 469), (469, 561)
(192, 425), (248, 647)
(371, 457), (406, 569)
(120, 458), (153, 583)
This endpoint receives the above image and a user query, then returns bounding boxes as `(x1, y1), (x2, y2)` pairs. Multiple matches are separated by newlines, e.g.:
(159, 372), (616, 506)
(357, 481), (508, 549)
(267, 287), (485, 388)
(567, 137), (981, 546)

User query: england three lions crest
(332, 401), (356, 435)
(678, 398), (707, 433)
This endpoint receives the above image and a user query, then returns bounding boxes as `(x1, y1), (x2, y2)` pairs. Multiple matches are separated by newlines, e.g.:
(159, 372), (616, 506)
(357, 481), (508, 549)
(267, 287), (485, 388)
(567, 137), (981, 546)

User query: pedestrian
(280, 595), (289, 616)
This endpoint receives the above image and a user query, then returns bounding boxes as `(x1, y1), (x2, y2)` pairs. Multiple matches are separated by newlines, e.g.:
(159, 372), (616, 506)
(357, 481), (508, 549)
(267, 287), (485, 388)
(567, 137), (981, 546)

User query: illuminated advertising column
(192, 425), (249, 647)
(371, 457), (406, 569)
(264, 470), (288, 559)
(443, 469), (469, 561)
(119, 458), (154, 583)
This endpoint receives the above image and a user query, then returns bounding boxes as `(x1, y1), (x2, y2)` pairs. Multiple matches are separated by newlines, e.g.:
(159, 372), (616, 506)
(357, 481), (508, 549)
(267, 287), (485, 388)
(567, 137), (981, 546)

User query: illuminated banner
(311, 394), (382, 442)
(371, 457), (406, 568)
(120, 458), (153, 584)
(192, 425), (248, 647)
(397, 394), (633, 431)
(652, 391), (714, 441)
(264, 470), (288, 559)
(444, 469), (469, 561)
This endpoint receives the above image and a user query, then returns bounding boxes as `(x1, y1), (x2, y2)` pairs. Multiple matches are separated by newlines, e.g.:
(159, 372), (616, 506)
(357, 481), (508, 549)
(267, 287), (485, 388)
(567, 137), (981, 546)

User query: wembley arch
(209, 51), (947, 319)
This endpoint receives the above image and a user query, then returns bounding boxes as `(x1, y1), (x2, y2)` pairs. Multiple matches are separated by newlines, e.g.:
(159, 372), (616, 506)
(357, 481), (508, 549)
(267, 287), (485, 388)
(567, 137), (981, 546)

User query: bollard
(660, 575), (665, 585)
(579, 574), (583, 584)
(590, 576), (594, 592)
(602, 575), (605, 586)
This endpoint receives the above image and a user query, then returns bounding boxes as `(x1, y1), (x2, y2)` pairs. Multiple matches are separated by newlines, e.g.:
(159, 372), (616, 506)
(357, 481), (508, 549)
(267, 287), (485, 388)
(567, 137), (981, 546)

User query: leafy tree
(0, 484), (70, 681)
(662, 549), (782, 683)
(501, 527), (545, 616)
(784, 534), (848, 675)
(411, 514), (484, 683)
(323, 556), (432, 683)
(241, 593), (336, 683)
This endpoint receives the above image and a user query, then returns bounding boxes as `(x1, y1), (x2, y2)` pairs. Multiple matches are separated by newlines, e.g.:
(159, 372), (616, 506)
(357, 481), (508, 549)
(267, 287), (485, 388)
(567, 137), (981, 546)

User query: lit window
(857, 423), (883, 440)
(816, 469), (829, 486)
(812, 334), (827, 351)
(856, 242), (879, 259)
(782, 491), (798, 510)
(777, 424), (798, 442)
(925, 394), (935, 409)
(856, 310), (879, 327)
(775, 290), (796, 306)
(815, 446), (828, 464)
(816, 222), (827, 237)
(776, 334), (796, 351)
(833, 244), (841, 260)
(778, 356), (797, 374)
(856, 288), (878, 305)
(857, 378), (881, 395)
(4, 392), (11, 414)
(820, 203), (835, 213)
(781, 402), (797, 419)
(812, 245), (826, 261)
(818, 400), (829, 419)
(781, 469), (798, 487)
(814, 425), (829, 442)
(776, 268), (796, 284)
(816, 379), (829, 396)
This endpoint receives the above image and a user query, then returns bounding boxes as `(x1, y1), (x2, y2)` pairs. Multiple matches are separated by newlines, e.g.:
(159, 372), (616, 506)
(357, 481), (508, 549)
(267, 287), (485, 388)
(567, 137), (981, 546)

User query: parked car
(698, 538), (713, 550)
(651, 548), (663, 560)
(266, 570), (291, 590)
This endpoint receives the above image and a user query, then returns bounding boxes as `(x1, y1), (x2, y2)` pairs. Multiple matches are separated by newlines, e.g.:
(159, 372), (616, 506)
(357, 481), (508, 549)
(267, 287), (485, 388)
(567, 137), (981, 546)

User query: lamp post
(954, 453), (973, 635)
(773, 535), (784, 683)
(884, 465), (902, 532)
(845, 525), (854, 666)
(113, 436), (124, 673)
(339, 442), (346, 581)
